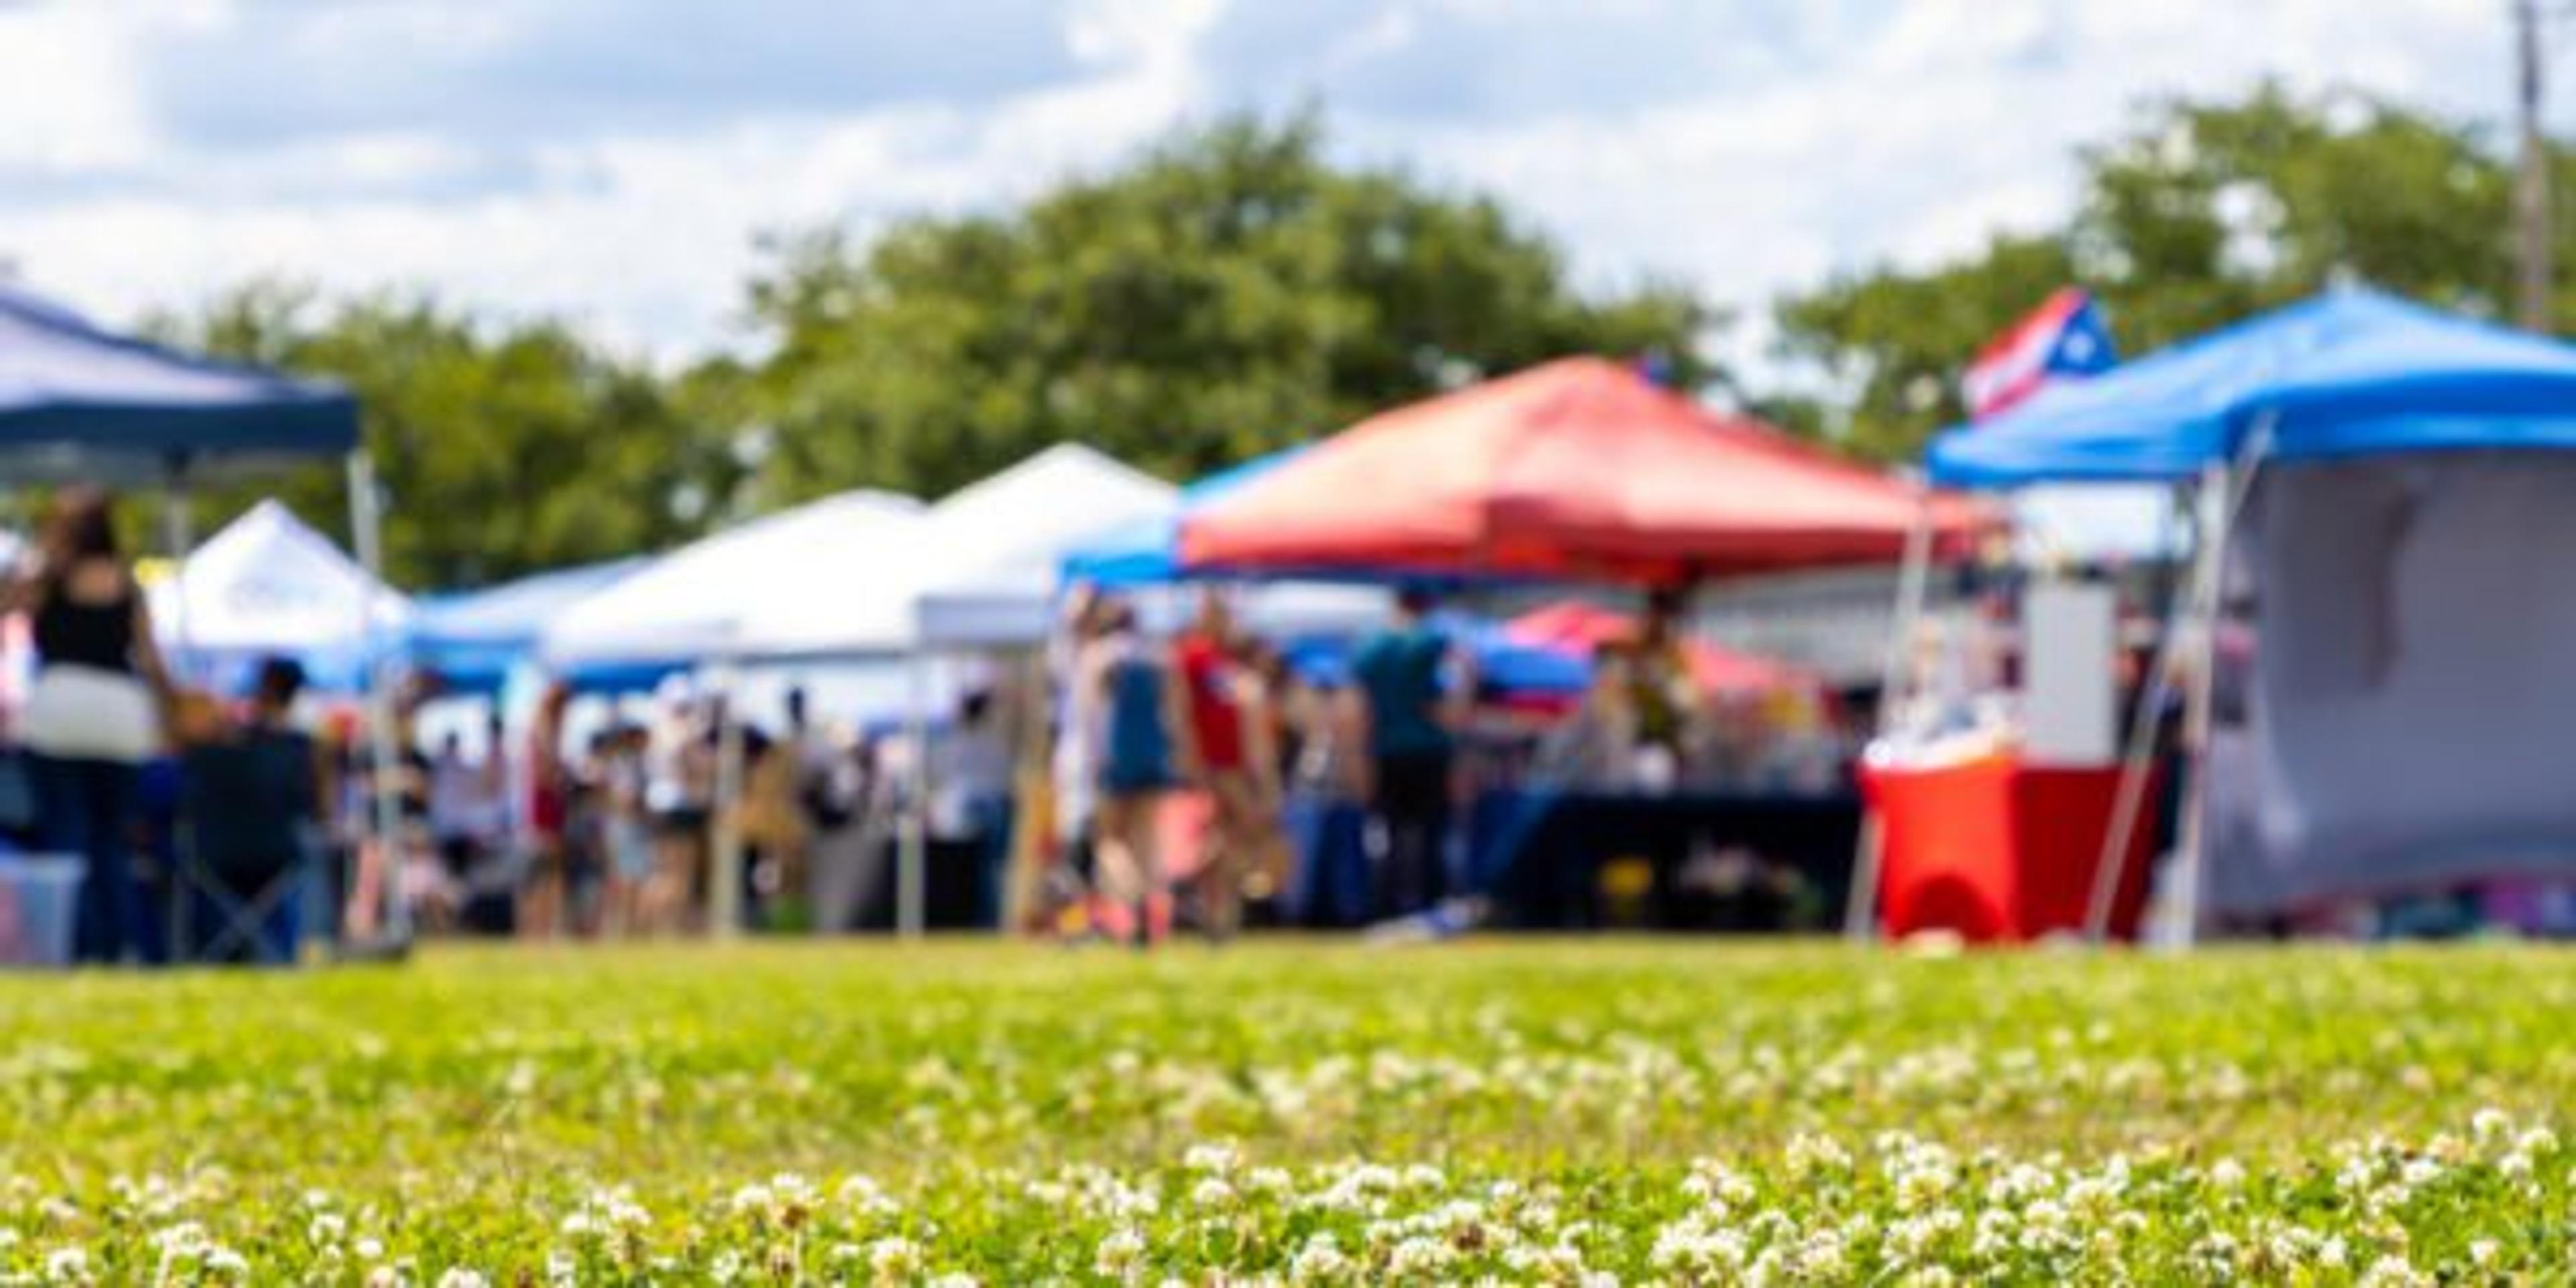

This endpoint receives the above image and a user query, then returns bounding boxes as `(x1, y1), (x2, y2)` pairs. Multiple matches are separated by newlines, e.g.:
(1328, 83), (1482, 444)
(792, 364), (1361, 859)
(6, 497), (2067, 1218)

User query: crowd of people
(0, 484), (1868, 966)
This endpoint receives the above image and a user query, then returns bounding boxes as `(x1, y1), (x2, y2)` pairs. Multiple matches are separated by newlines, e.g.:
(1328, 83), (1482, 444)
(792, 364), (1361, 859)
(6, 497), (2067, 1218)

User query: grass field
(2, 941), (2572, 1284)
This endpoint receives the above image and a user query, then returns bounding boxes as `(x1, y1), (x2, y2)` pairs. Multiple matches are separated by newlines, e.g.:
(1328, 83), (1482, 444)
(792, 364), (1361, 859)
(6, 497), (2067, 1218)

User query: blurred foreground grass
(0, 940), (2569, 1281)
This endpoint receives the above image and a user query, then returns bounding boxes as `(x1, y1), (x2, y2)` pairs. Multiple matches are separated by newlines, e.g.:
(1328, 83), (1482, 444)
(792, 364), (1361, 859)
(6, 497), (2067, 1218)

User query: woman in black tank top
(9, 486), (170, 963)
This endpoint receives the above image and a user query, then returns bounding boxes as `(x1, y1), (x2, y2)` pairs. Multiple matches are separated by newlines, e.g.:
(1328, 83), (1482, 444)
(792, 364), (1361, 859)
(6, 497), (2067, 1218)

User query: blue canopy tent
(1929, 286), (2576, 485)
(0, 284), (409, 939)
(411, 557), (661, 696)
(1061, 451), (1289, 588)
(1904, 285), (2576, 941)
(0, 286), (358, 478)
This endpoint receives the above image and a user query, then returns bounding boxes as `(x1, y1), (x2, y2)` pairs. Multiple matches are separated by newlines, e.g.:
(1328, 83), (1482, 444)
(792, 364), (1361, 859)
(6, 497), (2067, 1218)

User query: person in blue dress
(1084, 599), (1187, 947)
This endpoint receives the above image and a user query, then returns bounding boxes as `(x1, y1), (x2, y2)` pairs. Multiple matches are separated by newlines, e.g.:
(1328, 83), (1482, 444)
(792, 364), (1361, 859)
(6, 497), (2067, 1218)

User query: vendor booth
(151, 499), (412, 692)
(1177, 358), (1978, 932)
(0, 284), (391, 958)
(1881, 285), (2576, 941)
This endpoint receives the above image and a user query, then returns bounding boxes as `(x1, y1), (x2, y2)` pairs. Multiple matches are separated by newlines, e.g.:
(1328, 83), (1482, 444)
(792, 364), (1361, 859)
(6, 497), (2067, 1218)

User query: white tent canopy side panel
(748, 443), (1180, 657)
(2205, 453), (2576, 914)
(150, 498), (412, 654)
(539, 490), (925, 667)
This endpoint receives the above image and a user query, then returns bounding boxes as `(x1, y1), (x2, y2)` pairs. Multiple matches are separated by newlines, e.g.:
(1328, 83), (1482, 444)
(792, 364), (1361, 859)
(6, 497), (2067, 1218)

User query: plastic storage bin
(0, 853), (86, 968)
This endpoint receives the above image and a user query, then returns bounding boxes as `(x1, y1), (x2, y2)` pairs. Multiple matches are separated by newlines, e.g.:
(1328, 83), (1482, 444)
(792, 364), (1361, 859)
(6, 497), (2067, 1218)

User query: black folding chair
(174, 733), (323, 966)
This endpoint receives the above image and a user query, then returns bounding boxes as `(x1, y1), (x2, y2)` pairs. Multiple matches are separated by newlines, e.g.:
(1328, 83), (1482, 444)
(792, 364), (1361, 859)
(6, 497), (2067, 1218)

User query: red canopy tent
(1179, 356), (1980, 584)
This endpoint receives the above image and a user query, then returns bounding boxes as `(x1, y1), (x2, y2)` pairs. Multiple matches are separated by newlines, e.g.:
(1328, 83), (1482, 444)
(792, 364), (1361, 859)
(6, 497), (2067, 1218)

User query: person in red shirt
(1174, 590), (1269, 941)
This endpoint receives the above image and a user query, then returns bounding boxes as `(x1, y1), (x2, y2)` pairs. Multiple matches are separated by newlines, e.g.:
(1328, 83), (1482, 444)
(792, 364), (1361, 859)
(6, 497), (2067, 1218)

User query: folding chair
(173, 733), (323, 966)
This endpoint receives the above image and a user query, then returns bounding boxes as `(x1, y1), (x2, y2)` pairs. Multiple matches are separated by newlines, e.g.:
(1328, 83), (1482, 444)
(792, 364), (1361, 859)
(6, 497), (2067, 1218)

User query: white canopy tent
(734, 444), (1388, 936)
(742, 443), (1391, 657)
(150, 498), (412, 690)
(539, 489), (925, 669)
(741, 444), (1177, 656)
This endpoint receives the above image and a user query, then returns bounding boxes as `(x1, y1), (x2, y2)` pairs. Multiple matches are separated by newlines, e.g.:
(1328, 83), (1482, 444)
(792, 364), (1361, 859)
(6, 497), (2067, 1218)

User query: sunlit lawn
(1, 939), (2569, 1283)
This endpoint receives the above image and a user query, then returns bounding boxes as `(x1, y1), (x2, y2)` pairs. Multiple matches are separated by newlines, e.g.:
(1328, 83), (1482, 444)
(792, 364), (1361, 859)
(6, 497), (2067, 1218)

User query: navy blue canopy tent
(0, 284), (407, 938)
(1904, 285), (2576, 940)
(0, 285), (358, 478)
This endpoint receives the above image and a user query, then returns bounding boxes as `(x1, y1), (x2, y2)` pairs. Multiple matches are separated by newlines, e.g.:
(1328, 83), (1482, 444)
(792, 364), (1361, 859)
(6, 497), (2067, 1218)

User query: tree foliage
(166, 284), (737, 588)
(1774, 85), (2539, 462)
(137, 89), (2562, 582)
(736, 114), (1718, 503)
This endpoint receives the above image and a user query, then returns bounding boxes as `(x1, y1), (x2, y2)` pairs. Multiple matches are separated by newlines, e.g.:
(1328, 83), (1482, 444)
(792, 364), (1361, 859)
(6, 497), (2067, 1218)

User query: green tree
(165, 283), (737, 587)
(737, 113), (1718, 502)
(1774, 84), (2536, 462)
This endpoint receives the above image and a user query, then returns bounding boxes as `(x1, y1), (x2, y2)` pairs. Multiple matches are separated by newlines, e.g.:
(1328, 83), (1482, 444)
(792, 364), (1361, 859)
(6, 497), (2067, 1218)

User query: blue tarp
(1929, 286), (2576, 488)
(0, 285), (359, 472)
(411, 558), (649, 694)
(1061, 451), (1291, 586)
(1282, 614), (1589, 698)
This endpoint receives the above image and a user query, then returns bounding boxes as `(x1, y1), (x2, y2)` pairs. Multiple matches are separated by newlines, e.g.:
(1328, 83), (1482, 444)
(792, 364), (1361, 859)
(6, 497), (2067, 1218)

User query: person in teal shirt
(1348, 588), (1470, 918)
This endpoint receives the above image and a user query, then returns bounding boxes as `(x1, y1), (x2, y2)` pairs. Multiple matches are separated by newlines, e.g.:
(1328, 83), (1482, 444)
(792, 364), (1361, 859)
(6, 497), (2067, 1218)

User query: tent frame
(1854, 423), (2271, 948)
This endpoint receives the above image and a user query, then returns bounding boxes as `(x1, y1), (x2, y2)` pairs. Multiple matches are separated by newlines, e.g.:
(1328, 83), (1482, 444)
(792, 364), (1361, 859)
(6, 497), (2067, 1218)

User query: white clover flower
(1182, 1142), (1240, 1175)
(42, 1246), (86, 1283)
(2472, 1108), (2513, 1144)
(356, 1237), (387, 1261)
(926, 1275), (979, 1288)
(1095, 1227), (1146, 1277)
(435, 1271), (491, 1288)
(837, 1175), (900, 1219)
(1387, 1235), (1452, 1277)
(2357, 1253), (2428, 1288)
(2210, 1158), (2248, 1191)
(868, 1236), (923, 1282)
(1289, 1234), (1348, 1284)
(1189, 1177), (1236, 1210)
(1246, 1167), (1293, 1196)
(2399, 1158), (2441, 1187)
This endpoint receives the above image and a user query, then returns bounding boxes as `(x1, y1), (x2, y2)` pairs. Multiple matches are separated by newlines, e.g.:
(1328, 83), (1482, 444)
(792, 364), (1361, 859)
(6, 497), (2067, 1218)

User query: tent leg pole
(898, 648), (930, 940)
(708, 663), (746, 939)
(347, 449), (408, 944)
(162, 470), (195, 960)
(2085, 576), (2184, 944)
(1845, 491), (1935, 943)
(2167, 458), (2244, 949)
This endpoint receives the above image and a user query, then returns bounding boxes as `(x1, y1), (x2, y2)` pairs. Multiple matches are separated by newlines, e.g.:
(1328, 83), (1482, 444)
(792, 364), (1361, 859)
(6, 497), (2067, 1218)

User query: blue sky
(0, 0), (2523, 366)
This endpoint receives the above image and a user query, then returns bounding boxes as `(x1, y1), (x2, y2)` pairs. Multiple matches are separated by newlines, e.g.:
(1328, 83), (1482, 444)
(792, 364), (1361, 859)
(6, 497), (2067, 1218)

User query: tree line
(157, 87), (2566, 588)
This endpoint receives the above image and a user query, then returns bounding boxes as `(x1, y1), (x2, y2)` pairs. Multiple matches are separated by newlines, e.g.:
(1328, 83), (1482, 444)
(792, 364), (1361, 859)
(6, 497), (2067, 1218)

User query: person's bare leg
(1124, 794), (1164, 948)
(1202, 775), (1254, 942)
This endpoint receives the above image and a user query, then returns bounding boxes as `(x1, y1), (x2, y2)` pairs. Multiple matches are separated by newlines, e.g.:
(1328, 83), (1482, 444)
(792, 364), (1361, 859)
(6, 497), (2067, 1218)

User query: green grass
(2, 941), (2572, 1283)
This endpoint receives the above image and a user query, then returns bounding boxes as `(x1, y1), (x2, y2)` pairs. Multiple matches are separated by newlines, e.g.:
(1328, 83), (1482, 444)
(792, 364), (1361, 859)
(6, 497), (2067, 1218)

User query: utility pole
(2517, 0), (2554, 331)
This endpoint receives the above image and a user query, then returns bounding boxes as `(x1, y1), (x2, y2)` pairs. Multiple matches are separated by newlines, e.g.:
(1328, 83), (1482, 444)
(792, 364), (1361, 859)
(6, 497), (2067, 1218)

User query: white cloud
(0, 0), (2541, 370)
(0, 7), (156, 170)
